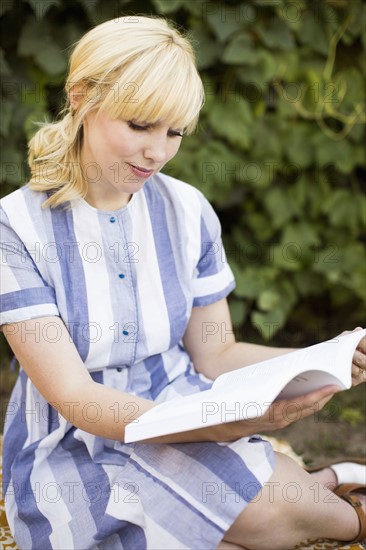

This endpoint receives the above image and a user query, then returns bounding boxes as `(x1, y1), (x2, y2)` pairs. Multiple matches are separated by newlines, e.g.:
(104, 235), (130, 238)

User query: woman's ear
(68, 84), (85, 111)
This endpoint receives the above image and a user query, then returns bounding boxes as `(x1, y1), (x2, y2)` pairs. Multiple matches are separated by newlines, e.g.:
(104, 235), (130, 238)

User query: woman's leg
(222, 452), (363, 550)
(309, 467), (338, 492)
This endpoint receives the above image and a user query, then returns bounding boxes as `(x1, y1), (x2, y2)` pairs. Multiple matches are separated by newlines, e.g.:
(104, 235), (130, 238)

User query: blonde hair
(28, 16), (204, 208)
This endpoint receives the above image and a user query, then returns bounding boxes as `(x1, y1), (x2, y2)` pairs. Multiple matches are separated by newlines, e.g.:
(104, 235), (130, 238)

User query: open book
(124, 329), (365, 443)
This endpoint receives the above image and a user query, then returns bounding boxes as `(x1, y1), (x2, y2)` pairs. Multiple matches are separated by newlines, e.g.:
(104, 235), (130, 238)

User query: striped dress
(0, 174), (275, 550)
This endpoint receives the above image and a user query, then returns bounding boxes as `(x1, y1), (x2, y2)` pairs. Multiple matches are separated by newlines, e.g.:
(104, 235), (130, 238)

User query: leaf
(0, 99), (14, 137)
(229, 300), (248, 325)
(296, 11), (329, 56)
(281, 222), (320, 252)
(1, 142), (24, 185)
(312, 134), (354, 173)
(321, 4), (341, 38)
(184, 0), (208, 17)
(207, 10), (244, 43)
(257, 282), (296, 318)
(271, 217), (321, 269)
(250, 119), (283, 161)
(346, 1), (364, 39)
(17, 16), (67, 75)
(189, 22), (221, 69)
(27, 63), (64, 88)
(233, 267), (266, 299)
(36, 44), (67, 75)
(24, 108), (47, 140)
(25, 0), (60, 18)
(209, 97), (253, 150)
(256, 18), (295, 51)
(293, 271), (324, 297)
(359, 194), (366, 227)
(258, 289), (280, 311)
(152, 0), (184, 13)
(334, 68), (366, 111)
(170, 136), (241, 202)
(246, 211), (276, 238)
(271, 243), (303, 272)
(222, 31), (256, 64)
(346, 270), (366, 300)
(342, 243), (366, 273)
(295, 171), (331, 219)
(18, 17), (47, 57)
(322, 190), (361, 232)
(237, 50), (278, 85)
(78, 0), (99, 15)
(251, 309), (287, 339)
(286, 125), (314, 168)
(0, 48), (11, 76)
(264, 188), (295, 228)
(312, 244), (343, 275)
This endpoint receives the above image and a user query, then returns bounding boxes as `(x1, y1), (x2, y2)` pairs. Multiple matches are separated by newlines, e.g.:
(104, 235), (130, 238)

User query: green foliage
(339, 407), (364, 426)
(1, 0), (365, 353)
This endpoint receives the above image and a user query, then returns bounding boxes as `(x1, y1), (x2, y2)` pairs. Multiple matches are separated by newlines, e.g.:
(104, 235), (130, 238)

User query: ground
(264, 384), (366, 466)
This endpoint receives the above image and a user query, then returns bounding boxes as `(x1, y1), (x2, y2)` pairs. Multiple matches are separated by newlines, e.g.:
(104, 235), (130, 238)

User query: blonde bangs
(29, 16), (205, 208)
(99, 45), (204, 134)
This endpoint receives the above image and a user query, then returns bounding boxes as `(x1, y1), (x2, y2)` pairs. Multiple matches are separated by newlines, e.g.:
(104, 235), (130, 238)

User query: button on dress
(0, 173), (275, 549)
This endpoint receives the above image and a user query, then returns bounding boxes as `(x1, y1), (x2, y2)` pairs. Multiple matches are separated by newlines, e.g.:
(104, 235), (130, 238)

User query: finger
(353, 349), (366, 365)
(304, 392), (334, 413)
(352, 364), (366, 383)
(356, 335), (366, 354)
(315, 393), (336, 409)
(278, 385), (340, 414)
(302, 385), (342, 404)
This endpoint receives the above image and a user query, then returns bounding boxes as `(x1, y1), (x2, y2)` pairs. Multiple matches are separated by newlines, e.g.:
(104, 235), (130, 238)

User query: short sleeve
(192, 195), (235, 307)
(0, 206), (59, 325)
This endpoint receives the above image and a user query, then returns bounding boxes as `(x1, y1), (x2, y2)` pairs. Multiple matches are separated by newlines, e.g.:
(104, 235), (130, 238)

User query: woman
(1, 15), (365, 550)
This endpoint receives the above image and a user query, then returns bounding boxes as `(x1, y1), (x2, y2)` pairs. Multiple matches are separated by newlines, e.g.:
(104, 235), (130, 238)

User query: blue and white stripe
(1, 173), (274, 549)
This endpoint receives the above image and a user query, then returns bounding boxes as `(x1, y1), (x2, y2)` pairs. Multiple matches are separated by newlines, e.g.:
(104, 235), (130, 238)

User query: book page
(278, 370), (348, 399)
(212, 330), (364, 394)
(124, 330), (364, 442)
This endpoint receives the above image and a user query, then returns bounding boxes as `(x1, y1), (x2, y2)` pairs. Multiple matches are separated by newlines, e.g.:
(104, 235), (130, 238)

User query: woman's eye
(128, 120), (183, 137)
(128, 121), (149, 131)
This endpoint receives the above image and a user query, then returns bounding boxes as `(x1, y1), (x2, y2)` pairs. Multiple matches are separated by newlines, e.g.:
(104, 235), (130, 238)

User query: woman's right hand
(143, 385), (341, 444)
(207, 384), (341, 441)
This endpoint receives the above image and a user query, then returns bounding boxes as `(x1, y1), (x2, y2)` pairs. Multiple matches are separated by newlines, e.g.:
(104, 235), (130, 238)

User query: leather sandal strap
(335, 484), (366, 543)
(335, 482), (366, 497)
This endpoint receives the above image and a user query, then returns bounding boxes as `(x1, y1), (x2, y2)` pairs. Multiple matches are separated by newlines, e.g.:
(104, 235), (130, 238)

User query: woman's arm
(3, 313), (359, 445)
(3, 316), (156, 440)
(183, 298), (295, 380)
(3, 314), (272, 444)
(183, 298), (366, 385)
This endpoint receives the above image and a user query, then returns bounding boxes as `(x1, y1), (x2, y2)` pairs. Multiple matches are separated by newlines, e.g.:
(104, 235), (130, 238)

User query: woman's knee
(222, 452), (311, 547)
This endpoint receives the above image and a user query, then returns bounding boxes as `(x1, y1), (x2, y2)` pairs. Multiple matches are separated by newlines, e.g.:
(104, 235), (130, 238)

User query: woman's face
(80, 110), (183, 209)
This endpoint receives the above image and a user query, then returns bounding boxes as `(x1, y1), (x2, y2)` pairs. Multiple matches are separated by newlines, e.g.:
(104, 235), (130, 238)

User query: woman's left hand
(341, 327), (366, 386)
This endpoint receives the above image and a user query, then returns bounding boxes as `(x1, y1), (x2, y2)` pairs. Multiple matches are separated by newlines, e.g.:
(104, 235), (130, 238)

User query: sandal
(335, 483), (366, 543)
(305, 458), (366, 486)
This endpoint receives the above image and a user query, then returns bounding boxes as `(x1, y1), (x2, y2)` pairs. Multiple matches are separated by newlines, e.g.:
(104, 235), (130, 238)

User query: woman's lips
(127, 163), (154, 179)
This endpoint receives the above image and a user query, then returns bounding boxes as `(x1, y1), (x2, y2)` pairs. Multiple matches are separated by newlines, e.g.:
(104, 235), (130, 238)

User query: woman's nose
(143, 135), (168, 164)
